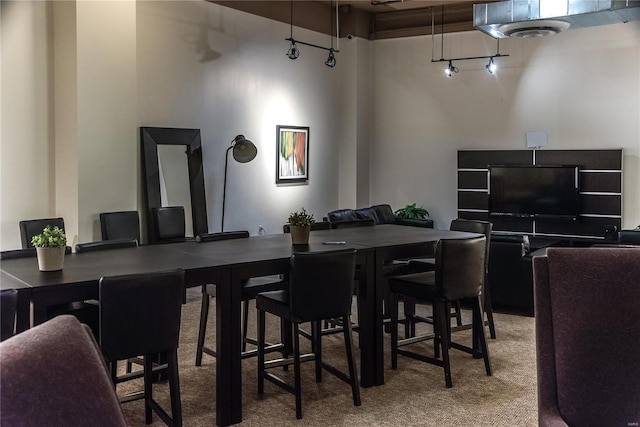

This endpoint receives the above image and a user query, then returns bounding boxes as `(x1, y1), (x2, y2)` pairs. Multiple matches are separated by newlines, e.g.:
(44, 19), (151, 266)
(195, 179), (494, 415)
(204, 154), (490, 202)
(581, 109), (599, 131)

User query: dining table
(0, 224), (478, 426)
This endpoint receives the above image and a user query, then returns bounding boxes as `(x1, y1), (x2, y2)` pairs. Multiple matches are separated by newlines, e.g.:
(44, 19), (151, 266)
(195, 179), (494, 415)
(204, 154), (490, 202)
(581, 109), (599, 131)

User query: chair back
(19, 217), (65, 249)
(436, 236), (486, 301)
(283, 221), (331, 233)
(289, 249), (356, 322)
(100, 211), (140, 242)
(450, 218), (492, 266)
(75, 238), (138, 253)
(99, 269), (184, 362)
(533, 247), (640, 427)
(330, 219), (375, 229)
(196, 230), (249, 242)
(0, 289), (18, 341)
(152, 206), (186, 243)
(0, 248), (37, 259)
(0, 315), (128, 426)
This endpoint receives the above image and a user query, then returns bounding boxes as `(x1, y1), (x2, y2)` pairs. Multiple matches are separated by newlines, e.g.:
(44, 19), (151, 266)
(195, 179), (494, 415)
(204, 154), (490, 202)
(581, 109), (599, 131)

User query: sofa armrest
(395, 217), (434, 228)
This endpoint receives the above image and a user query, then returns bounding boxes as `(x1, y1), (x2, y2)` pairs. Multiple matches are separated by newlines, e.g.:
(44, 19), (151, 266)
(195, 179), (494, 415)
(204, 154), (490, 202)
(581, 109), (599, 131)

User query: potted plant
(394, 203), (429, 220)
(287, 207), (315, 245)
(31, 225), (67, 271)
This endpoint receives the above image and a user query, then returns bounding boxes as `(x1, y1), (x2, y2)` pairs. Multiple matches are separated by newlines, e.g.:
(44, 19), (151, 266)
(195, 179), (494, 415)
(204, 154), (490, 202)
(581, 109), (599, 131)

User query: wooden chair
(256, 249), (361, 419)
(100, 211), (141, 242)
(99, 269), (184, 426)
(388, 236), (491, 388)
(195, 231), (287, 365)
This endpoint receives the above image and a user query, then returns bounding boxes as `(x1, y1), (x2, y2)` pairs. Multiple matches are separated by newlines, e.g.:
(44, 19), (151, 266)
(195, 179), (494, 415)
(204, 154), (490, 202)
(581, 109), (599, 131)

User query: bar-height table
(0, 225), (478, 426)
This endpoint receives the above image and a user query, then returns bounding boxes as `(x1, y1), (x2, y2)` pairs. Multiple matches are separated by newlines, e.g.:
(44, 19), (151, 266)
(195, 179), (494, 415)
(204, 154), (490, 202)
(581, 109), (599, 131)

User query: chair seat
(241, 276), (287, 300)
(256, 290), (294, 321)
(389, 272), (437, 300)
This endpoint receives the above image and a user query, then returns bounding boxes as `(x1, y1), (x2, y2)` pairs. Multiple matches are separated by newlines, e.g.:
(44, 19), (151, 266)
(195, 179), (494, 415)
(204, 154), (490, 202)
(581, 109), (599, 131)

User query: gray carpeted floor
(119, 289), (537, 426)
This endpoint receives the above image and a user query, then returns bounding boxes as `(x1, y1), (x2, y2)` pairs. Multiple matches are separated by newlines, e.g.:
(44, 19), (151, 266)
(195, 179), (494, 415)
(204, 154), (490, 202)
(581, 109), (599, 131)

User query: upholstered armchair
(532, 247), (640, 427)
(0, 315), (128, 426)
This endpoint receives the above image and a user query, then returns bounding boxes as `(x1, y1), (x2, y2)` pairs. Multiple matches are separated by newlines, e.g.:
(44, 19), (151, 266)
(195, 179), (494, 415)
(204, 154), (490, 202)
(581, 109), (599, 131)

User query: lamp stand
(221, 145), (233, 232)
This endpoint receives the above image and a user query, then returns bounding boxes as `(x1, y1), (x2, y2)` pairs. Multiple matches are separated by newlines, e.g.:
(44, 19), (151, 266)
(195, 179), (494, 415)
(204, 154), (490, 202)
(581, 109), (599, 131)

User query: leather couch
(327, 204), (434, 228)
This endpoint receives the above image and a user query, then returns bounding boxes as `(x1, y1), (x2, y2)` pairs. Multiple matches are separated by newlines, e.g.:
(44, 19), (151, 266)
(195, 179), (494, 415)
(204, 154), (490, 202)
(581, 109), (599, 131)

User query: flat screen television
(488, 165), (580, 219)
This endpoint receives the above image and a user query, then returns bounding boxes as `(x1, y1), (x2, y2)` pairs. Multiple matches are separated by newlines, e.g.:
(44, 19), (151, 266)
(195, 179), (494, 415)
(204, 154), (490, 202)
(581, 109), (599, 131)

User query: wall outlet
(258, 225), (266, 236)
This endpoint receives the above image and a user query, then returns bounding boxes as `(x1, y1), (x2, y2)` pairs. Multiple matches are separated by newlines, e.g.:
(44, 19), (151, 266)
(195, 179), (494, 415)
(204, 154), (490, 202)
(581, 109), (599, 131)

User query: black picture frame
(276, 125), (309, 184)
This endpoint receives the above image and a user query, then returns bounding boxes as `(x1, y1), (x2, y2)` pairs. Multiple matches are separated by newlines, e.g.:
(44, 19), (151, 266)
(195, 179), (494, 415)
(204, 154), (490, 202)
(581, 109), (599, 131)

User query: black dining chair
(75, 238), (138, 253)
(19, 217), (66, 249)
(0, 289), (18, 342)
(100, 211), (141, 243)
(388, 236), (492, 388)
(152, 206), (189, 244)
(406, 219), (496, 339)
(282, 221), (331, 233)
(195, 231), (287, 365)
(99, 269), (184, 427)
(256, 249), (361, 419)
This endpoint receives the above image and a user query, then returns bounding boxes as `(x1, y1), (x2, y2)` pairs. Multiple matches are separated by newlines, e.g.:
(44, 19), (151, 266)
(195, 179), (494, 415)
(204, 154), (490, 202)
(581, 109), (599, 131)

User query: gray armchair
(532, 247), (640, 426)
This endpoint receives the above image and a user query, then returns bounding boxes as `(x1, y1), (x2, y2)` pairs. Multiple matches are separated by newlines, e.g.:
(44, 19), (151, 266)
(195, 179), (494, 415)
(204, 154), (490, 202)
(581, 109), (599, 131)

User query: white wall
(137, 1), (343, 236)
(370, 24), (640, 229)
(1, 1), (54, 249)
(1, 1), (638, 250)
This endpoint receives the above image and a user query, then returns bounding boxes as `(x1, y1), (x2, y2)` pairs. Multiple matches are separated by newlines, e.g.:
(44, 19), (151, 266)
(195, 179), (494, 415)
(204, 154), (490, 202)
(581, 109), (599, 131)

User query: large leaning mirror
(141, 127), (208, 244)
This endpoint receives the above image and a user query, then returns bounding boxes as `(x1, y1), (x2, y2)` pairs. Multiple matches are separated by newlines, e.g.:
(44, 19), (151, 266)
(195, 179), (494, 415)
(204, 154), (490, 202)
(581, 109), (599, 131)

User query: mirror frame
(141, 127), (208, 244)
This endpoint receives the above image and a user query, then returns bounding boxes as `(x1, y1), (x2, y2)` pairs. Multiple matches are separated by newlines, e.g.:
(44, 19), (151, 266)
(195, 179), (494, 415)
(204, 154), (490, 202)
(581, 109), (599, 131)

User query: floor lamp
(222, 135), (257, 232)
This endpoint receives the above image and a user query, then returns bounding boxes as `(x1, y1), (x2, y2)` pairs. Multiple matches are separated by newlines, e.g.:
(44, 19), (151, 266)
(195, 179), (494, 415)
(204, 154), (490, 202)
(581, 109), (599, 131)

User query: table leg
(356, 249), (381, 388)
(215, 268), (243, 427)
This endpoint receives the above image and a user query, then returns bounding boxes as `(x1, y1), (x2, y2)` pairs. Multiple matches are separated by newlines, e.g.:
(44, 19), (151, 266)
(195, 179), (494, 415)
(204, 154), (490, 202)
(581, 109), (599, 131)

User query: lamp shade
(232, 135), (257, 163)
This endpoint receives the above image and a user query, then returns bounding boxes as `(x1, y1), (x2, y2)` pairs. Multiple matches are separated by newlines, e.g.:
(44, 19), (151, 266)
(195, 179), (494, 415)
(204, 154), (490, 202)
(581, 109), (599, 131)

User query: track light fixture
(445, 61), (458, 77)
(486, 57), (497, 74)
(325, 50), (336, 68)
(287, 42), (300, 60)
(431, 5), (508, 77)
(285, 0), (339, 68)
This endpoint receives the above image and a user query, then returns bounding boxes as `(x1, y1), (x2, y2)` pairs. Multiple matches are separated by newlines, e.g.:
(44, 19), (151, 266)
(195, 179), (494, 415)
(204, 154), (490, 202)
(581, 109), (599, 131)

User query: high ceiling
(212, 1), (501, 39)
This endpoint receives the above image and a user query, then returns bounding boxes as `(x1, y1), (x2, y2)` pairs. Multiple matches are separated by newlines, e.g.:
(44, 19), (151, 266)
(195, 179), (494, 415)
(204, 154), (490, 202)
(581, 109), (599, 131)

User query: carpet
(119, 289), (537, 426)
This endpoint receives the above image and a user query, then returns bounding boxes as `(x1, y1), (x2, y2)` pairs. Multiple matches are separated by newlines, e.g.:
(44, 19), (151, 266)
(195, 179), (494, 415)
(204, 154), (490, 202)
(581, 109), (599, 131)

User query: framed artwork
(276, 125), (309, 184)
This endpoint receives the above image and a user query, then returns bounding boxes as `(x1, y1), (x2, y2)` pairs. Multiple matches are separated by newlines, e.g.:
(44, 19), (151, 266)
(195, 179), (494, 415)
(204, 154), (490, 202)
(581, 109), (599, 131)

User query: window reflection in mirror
(157, 145), (194, 237)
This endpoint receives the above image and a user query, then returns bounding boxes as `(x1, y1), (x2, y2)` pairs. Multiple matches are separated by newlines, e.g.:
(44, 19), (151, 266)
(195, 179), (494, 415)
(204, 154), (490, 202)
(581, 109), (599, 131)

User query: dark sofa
(327, 204), (434, 228)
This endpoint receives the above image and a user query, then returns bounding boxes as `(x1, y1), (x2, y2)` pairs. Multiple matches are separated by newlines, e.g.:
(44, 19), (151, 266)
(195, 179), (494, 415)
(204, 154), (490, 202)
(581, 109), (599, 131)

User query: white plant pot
(289, 225), (310, 245)
(36, 246), (65, 271)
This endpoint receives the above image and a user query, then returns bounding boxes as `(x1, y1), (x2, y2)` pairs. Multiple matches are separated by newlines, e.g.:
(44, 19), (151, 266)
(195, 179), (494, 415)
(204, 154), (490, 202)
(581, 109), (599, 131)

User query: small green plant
(31, 225), (67, 248)
(288, 207), (315, 227)
(394, 203), (429, 220)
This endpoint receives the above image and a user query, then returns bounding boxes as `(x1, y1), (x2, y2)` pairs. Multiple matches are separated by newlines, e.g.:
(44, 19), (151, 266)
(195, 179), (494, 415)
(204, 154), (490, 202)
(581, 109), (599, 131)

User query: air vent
(474, 0), (640, 38)
(497, 20), (571, 38)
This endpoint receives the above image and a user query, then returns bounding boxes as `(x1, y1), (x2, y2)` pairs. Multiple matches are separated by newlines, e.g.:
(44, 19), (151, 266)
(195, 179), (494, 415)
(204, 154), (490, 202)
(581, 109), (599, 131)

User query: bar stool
(99, 269), (184, 427)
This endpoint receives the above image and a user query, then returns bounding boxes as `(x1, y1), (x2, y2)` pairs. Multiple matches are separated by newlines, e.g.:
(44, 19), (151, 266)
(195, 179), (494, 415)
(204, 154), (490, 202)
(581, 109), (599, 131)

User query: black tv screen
(488, 165), (579, 219)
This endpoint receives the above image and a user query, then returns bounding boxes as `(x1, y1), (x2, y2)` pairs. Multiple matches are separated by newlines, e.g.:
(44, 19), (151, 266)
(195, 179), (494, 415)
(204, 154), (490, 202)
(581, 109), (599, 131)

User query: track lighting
(445, 61), (458, 77)
(287, 42), (300, 60)
(285, 0), (339, 69)
(486, 57), (497, 74)
(325, 50), (336, 68)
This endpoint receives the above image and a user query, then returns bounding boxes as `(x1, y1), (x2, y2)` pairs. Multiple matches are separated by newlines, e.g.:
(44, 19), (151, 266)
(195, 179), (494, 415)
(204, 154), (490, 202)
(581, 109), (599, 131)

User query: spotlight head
(325, 51), (336, 68)
(445, 61), (458, 77)
(486, 57), (497, 74)
(287, 43), (300, 60)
